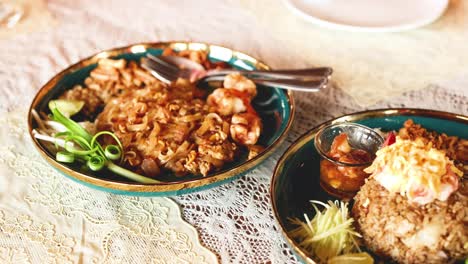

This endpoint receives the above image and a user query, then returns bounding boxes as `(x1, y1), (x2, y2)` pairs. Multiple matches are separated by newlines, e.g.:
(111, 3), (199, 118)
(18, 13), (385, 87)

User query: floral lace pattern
(0, 247), (31, 264)
(0, 112), (217, 264)
(0, 210), (75, 264)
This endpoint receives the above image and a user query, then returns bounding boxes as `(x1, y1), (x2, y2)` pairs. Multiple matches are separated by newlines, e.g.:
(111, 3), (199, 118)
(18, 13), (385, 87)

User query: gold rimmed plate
(270, 108), (468, 263)
(28, 42), (295, 196)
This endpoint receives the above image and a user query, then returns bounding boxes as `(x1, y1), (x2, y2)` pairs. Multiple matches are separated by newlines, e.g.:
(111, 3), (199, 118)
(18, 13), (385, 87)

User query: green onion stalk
(50, 107), (161, 184)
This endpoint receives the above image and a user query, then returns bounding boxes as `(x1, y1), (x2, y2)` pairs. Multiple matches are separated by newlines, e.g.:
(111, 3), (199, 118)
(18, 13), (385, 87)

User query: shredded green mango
(289, 200), (362, 263)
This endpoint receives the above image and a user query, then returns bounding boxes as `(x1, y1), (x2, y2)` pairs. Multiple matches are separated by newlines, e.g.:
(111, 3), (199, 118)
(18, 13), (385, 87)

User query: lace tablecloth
(0, 112), (217, 264)
(1, 1), (467, 263)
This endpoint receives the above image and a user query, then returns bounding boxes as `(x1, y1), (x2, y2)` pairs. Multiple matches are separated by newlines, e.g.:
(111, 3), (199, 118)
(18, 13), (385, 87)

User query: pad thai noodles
(34, 49), (264, 179)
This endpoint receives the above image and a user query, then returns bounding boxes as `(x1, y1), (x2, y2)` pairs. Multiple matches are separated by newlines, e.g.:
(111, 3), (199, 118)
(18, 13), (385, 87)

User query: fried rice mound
(352, 178), (468, 264)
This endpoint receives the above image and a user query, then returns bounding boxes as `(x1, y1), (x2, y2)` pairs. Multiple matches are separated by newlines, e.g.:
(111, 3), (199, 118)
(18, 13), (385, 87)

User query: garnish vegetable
(289, 200), (362, 263)
(34, 103), (161, 184)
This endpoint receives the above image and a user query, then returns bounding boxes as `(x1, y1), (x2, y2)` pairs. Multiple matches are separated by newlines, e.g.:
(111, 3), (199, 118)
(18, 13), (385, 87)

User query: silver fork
(141, 55), (332, 92)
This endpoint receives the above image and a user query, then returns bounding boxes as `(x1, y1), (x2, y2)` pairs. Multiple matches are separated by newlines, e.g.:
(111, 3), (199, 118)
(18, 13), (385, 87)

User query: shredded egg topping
(364, 137), (463, 205)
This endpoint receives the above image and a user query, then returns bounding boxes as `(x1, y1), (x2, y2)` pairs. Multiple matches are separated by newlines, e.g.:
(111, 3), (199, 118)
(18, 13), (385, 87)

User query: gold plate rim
(28, 41), (295, 193)
(270, 108), (468, 263)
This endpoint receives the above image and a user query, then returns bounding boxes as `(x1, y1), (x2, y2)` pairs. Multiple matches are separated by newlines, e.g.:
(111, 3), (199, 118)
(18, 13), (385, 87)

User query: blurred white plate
(284, 0), (449, 32)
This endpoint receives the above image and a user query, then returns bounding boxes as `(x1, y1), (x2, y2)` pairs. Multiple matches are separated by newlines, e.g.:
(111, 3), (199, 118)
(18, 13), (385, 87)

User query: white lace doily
(0, 112), (217, 264)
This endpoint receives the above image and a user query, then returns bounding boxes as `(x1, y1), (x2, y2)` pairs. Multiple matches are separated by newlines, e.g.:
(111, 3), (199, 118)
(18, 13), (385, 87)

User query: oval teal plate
(28, 42), (295, 196)
(270, 108), (468, 263)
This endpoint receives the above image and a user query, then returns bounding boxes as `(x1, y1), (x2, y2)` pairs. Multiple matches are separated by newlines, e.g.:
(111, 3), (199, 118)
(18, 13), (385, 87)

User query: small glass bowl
(314, 122), (384, 199)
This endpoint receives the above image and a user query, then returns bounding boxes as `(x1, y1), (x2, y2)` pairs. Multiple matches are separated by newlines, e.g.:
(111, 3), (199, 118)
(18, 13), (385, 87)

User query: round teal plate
(28, 42), (295, 196)
(270, 108), (468, 263)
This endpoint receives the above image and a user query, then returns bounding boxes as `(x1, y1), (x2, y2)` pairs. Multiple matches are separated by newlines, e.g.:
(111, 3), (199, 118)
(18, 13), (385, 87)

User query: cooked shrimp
(207, 88), (248, 116)
(141, 158), (161, 177)
(438, 165), (460, 201)
(230, 112), (262, 145)
(223, 73), (257, 99)
(329, 133), (351, 158)
(410, 164), (459, 204)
